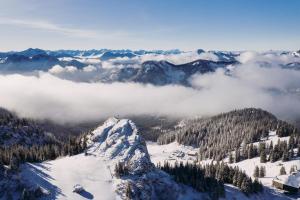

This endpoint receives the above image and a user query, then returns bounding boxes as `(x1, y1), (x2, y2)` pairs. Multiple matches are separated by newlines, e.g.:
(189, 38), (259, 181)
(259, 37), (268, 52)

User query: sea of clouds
(0, 51), (300, 123)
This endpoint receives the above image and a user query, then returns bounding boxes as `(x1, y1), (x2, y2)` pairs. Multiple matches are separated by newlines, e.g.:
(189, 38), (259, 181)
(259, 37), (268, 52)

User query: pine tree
(241, 178), (252, 195)
(235, 149), (240, 163)
(280, 166), (286, 175)
(237, 170), (245, 188)
(259, 166), (265, 178)
(288, 134), (295, 149)
(282, 149), (289, 161)
(260, 149), (267, 163)
(232, 168), (239, 186)
(253, 178), (263, 193)
(269, 141), (273, 151)
(253, 166), (259, 178)
(125, 182), (133, 200)
(229, 152), (234, 164)
(290, 166), (296, 174)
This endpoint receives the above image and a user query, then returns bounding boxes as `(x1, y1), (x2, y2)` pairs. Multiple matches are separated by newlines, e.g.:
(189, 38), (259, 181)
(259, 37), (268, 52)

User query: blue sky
(0, 0), (299, 51)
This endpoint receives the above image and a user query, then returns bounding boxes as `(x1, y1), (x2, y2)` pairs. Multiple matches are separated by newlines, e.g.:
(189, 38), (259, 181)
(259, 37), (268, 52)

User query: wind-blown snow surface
(21, 153), (116, 200)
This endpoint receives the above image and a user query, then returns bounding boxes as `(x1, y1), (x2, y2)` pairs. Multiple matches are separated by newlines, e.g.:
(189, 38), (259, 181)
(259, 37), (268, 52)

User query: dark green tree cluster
(114, 161), (130, 178)
(232, 135), (299, 164)
(158, 161), (224, 200)
(158, 161), (263, 199)
(253, 166), (266, 178)
(0, 136), (84, 168)
(0, 108), (56, 147)
(157, 108), (299, 161)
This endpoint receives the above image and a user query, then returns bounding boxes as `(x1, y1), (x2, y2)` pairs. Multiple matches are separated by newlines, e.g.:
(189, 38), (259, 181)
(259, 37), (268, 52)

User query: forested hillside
(0, 107), (84, 168)
(157, 108), (299, 160)
(0, 108), (58, 147)
(0, 108), (86, 199)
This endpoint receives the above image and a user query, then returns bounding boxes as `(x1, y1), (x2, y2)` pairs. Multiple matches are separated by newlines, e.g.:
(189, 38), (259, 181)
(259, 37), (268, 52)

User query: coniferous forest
(157, 108), (299, 161)
(0, 108), (86, 168)
(0, 107), (299, 199)
(158, 161), (263, 200)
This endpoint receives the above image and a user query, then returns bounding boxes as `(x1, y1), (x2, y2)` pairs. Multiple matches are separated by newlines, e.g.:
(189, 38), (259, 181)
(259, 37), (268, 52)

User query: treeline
(0, 136), (86, 170)
(229, 134), (300, 164)
(158, 108), (298, 161)
(0, 107), (57, 147)
(158, 161), (263, 200)
(0, 107), (89, 170)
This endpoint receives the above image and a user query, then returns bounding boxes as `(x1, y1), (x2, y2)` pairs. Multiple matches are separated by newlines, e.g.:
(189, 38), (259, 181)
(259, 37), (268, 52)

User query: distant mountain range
(0, 48), (182, 59)
(0, 48), (300, 86)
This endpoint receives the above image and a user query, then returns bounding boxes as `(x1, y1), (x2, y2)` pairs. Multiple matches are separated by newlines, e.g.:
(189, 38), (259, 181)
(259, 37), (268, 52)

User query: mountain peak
(85, 117), (154, 175)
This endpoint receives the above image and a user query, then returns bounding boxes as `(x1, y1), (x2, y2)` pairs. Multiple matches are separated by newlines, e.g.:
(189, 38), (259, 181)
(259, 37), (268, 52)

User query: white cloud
(237, 51), (300, 65)
(48, 65), (65, 74)
(65, 66), (78, 73)
(48, 65), (78, 74)
(190, 64), (300, 120)
(83, 65), (97, 72)
(1, 51), (300, 124)
(139, 51), (219, 64)
(0, 62), (300, 124)
(98, 51), (220, 70)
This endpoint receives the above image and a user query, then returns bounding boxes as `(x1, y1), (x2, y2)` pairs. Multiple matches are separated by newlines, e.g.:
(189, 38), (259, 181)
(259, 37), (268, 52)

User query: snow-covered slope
(84, 117), (203, 200)
(148, 132), (300, 199)
(21, 154), (115, 200)
(20, 117), (204, 200)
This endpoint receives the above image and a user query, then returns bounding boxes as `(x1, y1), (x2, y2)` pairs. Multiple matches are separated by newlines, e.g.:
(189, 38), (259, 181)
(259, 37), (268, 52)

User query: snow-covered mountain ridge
(84, 117), (204, 200)
(2, 48), (300, 86)
(19, 117), (203, 200)
(85, 117), (154, 175)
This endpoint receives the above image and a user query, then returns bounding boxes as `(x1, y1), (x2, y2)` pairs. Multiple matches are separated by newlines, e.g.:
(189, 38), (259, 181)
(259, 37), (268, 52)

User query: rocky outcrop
(86, 117), (154, 175)
(84, 117), (201, 200)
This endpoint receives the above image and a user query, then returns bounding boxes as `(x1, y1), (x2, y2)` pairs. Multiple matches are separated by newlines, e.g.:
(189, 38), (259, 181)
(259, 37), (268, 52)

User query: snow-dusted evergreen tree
(259, 166), (266, 178)
(260, 149), (267, 163)
(280, 166), (286, 175)
(228, 152), (234, 164)
(158, 161), (263, 198)
(253, 166), (259, 178)
(241, 178), (252, 195)
(290, 165), (296, 174)
(235, 148), (241, 163)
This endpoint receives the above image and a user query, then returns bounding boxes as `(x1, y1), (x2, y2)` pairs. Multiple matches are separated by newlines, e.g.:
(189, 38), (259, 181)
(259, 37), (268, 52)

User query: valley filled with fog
(1, 48), (300, 200)
(0, 49), (300, 125)
(2, 1), (300, 199)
